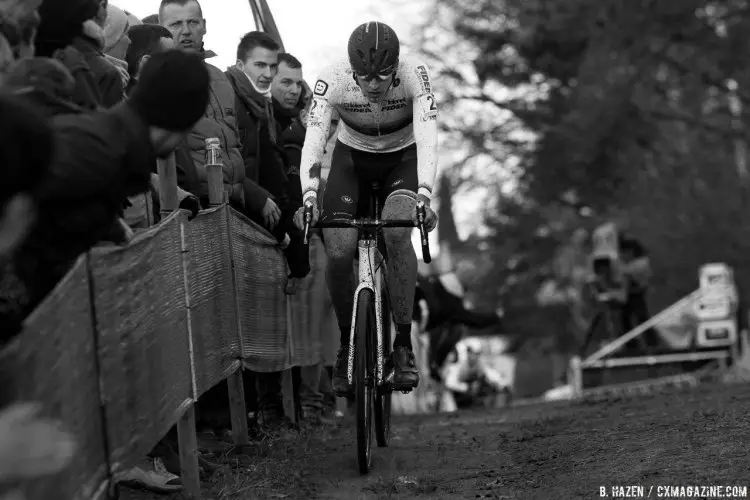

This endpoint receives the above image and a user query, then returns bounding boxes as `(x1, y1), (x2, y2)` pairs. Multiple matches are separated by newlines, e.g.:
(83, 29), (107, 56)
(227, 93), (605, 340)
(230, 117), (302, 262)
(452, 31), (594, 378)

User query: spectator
(225, 32), (283, 230)
(101, 3), (135, 93)
(271, 52), (326, 424)
(35, 0), (99, 58)
(37, 0), (122, 109)
(12, 50), (211, 339)
(122, 24), (200, 229)
(159, 0), (245, 208)
(619, 233), (658, 351)
(225, 31), (296, 432)
(0, 95), (77, 488)
(272, 52), (310, 279)
(0, 93), (56, 344)
(3, 57), (81, 116)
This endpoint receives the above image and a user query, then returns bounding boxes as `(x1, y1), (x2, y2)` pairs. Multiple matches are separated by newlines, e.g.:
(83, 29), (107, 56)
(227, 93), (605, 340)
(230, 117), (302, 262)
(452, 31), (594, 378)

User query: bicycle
(302, 182), (432, 474)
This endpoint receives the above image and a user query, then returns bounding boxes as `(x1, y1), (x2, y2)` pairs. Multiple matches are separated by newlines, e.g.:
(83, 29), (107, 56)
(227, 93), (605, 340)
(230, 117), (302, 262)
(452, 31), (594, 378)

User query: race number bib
(417, 93), (438, 120)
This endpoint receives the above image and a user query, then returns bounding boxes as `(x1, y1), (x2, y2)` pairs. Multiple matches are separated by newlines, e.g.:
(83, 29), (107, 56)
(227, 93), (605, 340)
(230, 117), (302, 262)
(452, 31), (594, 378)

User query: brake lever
(416, 200), (432, 263)
(302, 202), (313, 245)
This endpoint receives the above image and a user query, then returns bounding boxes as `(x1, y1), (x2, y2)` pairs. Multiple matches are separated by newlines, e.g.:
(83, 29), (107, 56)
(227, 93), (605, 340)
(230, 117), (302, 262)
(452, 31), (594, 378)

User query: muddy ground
(122, 382), (750, 499)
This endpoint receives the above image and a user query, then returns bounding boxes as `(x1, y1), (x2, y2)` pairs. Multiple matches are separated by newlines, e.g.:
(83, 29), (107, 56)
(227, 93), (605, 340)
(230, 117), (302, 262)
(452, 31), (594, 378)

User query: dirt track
(123, 382), (750, 499)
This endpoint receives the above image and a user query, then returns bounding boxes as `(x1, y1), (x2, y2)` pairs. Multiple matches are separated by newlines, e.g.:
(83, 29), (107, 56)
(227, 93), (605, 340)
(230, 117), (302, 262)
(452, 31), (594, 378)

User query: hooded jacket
(187, 55), (245, 208)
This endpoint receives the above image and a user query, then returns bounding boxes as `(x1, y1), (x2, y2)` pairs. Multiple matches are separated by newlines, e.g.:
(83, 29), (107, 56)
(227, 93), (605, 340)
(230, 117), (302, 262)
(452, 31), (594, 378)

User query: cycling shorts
(320, 140), (418, 221)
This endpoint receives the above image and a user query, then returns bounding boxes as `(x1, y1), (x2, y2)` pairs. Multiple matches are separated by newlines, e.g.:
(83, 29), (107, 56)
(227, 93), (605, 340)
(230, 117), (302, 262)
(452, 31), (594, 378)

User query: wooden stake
(157, 153), (179, 218)
(177, 406), (201, 499)
(227, 370), (249, 446)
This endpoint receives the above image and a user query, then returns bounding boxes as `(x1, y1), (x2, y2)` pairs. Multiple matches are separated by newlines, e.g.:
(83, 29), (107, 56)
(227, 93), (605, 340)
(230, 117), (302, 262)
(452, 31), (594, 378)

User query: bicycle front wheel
(355, 289), (375, 474)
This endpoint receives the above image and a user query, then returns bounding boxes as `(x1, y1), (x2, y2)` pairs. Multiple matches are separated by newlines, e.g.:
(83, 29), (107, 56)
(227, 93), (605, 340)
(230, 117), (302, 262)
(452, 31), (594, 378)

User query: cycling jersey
(299, 54), (439, 202)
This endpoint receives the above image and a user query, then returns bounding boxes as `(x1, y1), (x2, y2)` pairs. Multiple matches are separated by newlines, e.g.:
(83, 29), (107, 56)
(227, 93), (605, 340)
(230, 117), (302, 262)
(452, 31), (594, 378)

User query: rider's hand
(412, 194), (437, 232)
(293, 197), (319, 232)
(262, 197), (282, 230)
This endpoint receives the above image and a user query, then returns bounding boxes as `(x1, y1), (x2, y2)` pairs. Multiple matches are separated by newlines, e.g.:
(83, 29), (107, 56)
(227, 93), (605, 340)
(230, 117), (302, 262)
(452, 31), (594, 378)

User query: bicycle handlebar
(302, 200), (432, 263)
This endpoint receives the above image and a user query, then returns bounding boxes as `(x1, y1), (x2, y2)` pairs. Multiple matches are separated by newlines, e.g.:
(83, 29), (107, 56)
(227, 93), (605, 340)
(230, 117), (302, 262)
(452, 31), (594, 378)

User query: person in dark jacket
(124, 23), (199, 194)
(66, 18), (123, 108)
(35, 0), (112, 110)
(0, 94), (56, 346)
(270, 52), (325, 422)
(226, 33), (308, 276)
(11, 50), (211, 332)
(122, 25), (200, 228)
(2, 56), (82, 116)
(160, 0), (245, 209)
(271, 53), (310, 283)
(225, 33), (286, 228)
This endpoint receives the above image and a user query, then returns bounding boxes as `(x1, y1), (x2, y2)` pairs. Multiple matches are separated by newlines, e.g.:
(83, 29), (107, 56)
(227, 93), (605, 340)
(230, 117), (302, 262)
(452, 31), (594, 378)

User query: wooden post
(282, 297), (298, 423)
(281, 369), (297, 424)
(226, 370), (249, 446)
(206, 161), (223, 207)
(568, 355), (583, 398)
(157, 153), (179, 218)
(177, 406), (201, 499)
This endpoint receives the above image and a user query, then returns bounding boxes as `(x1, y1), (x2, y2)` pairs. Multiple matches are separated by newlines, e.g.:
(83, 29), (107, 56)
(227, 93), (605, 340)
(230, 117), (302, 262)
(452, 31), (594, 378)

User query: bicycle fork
(347, 239), (386, 387)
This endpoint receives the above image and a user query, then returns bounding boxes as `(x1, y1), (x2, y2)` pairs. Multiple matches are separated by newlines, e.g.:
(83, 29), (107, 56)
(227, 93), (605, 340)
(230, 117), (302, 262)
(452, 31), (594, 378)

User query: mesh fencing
(229, 210), (290, 372)
(0, 205), (315, 499)
(184, 206), (241, 396)
(0, 257), (108, 500)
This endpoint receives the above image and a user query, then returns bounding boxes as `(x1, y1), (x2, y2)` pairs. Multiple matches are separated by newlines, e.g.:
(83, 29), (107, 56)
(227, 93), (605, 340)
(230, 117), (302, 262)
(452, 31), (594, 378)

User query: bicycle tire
(355, 289), (375, 474)
(374, 286), (392, 448)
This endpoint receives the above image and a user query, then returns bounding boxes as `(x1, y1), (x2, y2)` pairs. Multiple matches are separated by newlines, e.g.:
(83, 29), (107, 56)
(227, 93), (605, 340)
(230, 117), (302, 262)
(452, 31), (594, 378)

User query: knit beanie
(36, 0), (99, 57)
(128, 49), (209, 132)
(102, 4), (129, 53)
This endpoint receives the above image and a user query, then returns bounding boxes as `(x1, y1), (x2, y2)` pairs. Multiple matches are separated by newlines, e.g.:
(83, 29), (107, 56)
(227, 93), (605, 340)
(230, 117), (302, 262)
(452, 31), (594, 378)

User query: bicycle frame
(348, 232), (387, 386)
(303, 194), (432, 388)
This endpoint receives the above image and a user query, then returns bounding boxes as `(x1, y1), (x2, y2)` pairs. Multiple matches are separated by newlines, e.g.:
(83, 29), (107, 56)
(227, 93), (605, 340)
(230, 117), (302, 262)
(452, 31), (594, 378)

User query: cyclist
(293, 21), (439, 396)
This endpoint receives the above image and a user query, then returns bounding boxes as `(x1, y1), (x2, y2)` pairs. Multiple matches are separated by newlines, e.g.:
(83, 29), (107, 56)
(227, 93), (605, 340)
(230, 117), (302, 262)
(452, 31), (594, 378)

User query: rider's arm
(442, 361), (469, 393)
(299, 71), (336, 204)
(407, 62), (439, 200)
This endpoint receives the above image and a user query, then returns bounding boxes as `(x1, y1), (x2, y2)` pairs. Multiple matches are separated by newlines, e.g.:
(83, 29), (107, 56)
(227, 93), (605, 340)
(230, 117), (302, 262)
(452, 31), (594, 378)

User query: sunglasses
(354, 68), (395, 81)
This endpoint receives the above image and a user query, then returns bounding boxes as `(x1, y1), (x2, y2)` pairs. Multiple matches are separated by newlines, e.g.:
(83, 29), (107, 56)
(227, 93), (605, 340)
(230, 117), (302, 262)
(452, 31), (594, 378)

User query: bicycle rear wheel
(355, 289), (375, 474)
(374, 286), (392, 448)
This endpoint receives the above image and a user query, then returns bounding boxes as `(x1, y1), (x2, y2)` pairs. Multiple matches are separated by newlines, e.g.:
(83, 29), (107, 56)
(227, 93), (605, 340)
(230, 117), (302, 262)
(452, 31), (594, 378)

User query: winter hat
(36, 0), (99, 57)
(102, 4), (128, 53)
(128, 49), (209, 131)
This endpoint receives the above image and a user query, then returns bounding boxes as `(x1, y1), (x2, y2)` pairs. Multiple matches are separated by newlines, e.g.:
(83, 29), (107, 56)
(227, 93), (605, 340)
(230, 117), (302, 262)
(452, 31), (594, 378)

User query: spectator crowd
(0, 0), (341, 494)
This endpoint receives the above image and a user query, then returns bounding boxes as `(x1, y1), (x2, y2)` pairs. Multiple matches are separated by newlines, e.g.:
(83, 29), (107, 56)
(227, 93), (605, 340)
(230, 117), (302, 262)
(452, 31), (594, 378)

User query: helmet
(347, 21), (400, 78)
